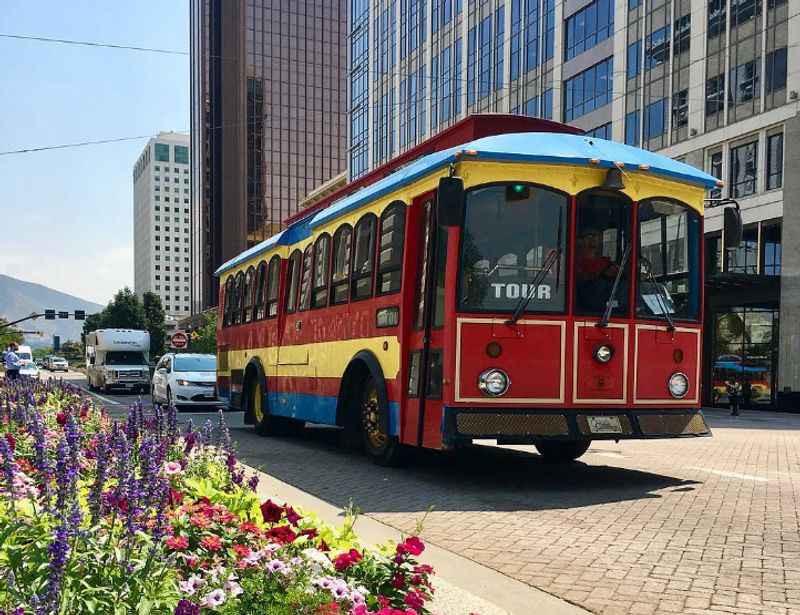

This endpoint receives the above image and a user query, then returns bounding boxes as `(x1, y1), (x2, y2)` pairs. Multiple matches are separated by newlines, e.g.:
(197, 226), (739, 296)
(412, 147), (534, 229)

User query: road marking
(688, 467), (768, 482)
(78, 386), (122, 406)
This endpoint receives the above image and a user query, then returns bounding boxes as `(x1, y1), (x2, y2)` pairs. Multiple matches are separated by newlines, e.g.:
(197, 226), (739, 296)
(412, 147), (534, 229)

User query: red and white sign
(170, 331), (189, 349)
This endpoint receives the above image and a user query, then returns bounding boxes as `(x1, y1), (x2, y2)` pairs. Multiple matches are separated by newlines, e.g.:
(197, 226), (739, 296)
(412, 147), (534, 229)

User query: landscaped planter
(0, 378), (437, 615)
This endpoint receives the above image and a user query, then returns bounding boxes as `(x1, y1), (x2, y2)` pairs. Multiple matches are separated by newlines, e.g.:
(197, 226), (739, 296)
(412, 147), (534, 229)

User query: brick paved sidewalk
(231, 407), (800, 615)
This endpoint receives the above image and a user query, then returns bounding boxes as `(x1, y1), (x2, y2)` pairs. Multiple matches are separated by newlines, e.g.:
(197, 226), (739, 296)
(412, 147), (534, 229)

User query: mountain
(0, 275), (104, 347)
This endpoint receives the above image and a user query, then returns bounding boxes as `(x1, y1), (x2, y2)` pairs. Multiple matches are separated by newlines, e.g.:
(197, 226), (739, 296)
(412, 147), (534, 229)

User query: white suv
(151, 353), (219, 409)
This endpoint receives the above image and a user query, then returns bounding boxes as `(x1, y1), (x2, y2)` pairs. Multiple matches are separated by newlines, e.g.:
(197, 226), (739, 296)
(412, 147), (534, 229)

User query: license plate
(587, 415), (623, 434)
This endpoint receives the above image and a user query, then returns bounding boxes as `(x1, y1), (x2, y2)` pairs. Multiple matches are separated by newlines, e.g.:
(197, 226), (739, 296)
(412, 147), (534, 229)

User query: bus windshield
(637, 198), (701, 321)
(458, 183), (567, 313)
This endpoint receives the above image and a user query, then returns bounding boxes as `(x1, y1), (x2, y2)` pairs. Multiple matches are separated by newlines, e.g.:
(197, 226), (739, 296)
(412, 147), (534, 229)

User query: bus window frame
(298, 245), (314, 312)
(242, 265), (255, 323)
(285, 250), (303, 314)
(351, 213), (378, 302)
(254, 261), (267, 320)
(311, 233), (332, 309)
(265, 255), (281, 318)
(376, 201), (407, 296)
(223, 277), (234, 326)
(233, 272), (244, 325)
(330, 224), (353, 306)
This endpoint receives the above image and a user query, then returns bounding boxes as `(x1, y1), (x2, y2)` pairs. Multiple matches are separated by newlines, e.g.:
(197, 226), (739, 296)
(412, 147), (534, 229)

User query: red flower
(265, 525), (297, 544)
(189, 514), (211, 529)
(168, 488), (184, 506)
(413, 564), (433, 575)
(391, 572), (406, 589)
(315, 602), (341, 615)
(165, 535), (189, 551)
(318, 539), (331, 552)
(4, 433), (15, 451)
(239, 521), (261, 535)
(56, 412), (67, 426)
(404, 590), (425, 610)
(334, 548), (363, 571)
(260, 499), (284, 524)
(285, 505), (302, 526)
(232, 544), (251, 559)
(299, 528), (319, 540)
(79, 407), (89, 419)
(17, 458), (35, 474)
(200, 535), (223, 552)
(397, 536), (425, 557)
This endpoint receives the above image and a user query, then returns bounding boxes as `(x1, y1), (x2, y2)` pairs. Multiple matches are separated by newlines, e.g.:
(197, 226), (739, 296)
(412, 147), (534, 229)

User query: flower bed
(0, 377), (439, 615)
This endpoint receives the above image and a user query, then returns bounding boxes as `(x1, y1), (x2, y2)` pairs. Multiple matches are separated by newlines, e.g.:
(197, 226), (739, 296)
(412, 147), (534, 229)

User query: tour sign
(170, 331), (189, 349)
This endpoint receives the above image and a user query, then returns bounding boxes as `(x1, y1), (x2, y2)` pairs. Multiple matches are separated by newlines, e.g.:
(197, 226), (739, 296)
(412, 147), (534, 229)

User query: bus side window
(254, 260), (267, 320)
(298, 246), (314, 311)
(265, 255), (281, 317)
(311, 234), (331, 309)
(331, 224), (353, 305)
(352, 213), (377, 301)
(242, 265), (255, 323)
(285, 250), (302, 314)
(223, 277), (234, 326)
(233, 272), (244, 325)
(377, 202), (406, 295)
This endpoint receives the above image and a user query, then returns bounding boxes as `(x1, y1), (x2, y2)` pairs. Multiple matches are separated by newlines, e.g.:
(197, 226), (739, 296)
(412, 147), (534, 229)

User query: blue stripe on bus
(267, 391), (400, 436)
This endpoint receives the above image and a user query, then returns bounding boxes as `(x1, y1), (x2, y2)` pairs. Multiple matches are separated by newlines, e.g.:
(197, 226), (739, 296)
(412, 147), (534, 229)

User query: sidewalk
(245, 459), (590, 615)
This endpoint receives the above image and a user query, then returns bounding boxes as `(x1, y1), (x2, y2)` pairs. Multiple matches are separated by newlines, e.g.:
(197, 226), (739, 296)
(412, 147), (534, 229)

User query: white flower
(224, 580), (244, 597)
(163, 461), (182, 476)
(202, 589), (226, 607)
(302, 548), (333, 571)
(266, 559), (286, 574)
(178, 580), (196, 596)
(243, 550), (263, 565)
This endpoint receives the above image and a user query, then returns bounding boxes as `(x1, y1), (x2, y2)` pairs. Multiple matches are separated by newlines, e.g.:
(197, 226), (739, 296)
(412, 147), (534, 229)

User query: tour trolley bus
(215, 115), (741, 464)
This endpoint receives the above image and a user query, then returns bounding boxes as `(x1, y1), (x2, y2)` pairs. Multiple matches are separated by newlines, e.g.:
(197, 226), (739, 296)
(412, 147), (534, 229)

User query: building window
(762, 223), (782, 276)
(645, 99), (667, 139)
(587, 123), (612, 140)
(730, 141), (758, 198)
(673, 14), (691, 55)
(766, 48), (787, 93)
(467, 26), (476, 105)
(564, 57), (612, 121)
(671, 90), (688, 128)
(625, 110), (640, 146)
(727, 225), (758, 274)
(525, 95), (539, 117)
(544, 0), (556, 60)
(542, 89), (553, 119)
(705, 235), (722, 275)
(478, 15), (492, 99)
(645, 25), (670, 70)
(154, 143), (170, 162)
(453, 37), (462, 116)
(705, 74), (725, 117)
(708, 0), (726, 38)
(510, 0), (521, 81)
(627, 41), (641, 79)
(709, 150), (723, 199)
(766, 133), (783, 190)
(564, 0), (614, 61)
(174, 145), (188, 164)
(494, 5), (504, 92)
(729, 59), (760, 104)
(524, 0), (539, 73)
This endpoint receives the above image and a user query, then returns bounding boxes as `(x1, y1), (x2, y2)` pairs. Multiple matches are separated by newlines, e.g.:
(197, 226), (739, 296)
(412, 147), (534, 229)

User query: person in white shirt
(4, 343), (21, 380)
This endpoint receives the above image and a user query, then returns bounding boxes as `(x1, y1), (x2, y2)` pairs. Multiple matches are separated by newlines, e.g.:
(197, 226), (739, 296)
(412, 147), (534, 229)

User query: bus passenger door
(405, 195), (448, 449)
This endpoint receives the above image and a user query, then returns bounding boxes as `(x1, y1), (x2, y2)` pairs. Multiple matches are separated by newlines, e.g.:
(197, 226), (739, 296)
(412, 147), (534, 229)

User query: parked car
(151, 353), (219, 408)
(46, 356), (69, 372)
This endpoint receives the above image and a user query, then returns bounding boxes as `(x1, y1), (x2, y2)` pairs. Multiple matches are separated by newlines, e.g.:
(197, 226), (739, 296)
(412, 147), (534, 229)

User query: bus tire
(360, 374), (403, 466)
(244, 375), (295, 436)
(535, 440), (591, 463)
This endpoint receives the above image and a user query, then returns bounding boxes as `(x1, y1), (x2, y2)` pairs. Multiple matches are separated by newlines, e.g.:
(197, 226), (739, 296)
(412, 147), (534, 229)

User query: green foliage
(0, 319), (24, 349)
(186, 312), (217, 355)
(220, 573), (334, 615)
(142, 292), (167, 357)
(33, 346), (53, 360)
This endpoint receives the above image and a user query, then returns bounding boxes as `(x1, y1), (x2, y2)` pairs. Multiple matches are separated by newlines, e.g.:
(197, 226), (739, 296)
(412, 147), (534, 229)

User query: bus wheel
(535, 440), (591, 463)
(248, 378), (296, 436)
(360, 376), (402, 466)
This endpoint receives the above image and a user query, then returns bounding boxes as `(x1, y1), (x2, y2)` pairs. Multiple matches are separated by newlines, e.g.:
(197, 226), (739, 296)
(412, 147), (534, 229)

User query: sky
(0, 1), (190, 305)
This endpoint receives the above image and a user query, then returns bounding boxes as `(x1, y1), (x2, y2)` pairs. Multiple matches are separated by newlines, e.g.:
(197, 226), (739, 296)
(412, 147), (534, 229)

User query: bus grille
(456, 413), (569, 437)
(637, 413), (709, 435)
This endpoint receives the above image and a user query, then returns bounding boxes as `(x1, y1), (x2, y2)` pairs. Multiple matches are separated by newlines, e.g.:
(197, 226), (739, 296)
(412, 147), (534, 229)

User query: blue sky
(0, 1), (189, 304)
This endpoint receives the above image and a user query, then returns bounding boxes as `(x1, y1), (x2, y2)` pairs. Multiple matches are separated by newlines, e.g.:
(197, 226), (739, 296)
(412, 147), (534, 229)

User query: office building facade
(350, 0), (799, 408)
(132, 132), (193, 323)
(190, 0), (348, 312)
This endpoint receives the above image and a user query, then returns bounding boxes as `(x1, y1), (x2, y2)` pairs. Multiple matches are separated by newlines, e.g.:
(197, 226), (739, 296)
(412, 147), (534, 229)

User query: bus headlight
(478, 369), (510, 397)
(593, 345), (614, 363)
(668, 372), (689, 398)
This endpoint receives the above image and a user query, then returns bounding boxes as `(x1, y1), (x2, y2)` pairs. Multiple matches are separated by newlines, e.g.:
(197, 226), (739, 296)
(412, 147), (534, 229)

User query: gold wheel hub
(253, 382), (264, 423)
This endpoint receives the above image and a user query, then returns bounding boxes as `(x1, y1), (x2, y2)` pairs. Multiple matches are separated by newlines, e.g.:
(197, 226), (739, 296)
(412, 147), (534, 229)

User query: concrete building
(351, 0), (798, 408)
(133, 132), (192, 324)
(190, 0), (348, 312)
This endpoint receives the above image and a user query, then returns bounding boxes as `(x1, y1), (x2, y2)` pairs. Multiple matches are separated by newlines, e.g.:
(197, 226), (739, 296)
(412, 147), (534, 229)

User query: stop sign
(171, 331), (189, 349)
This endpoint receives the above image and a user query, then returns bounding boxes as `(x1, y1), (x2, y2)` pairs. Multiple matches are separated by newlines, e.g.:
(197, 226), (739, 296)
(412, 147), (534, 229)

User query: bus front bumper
(442, 407), (710, 447)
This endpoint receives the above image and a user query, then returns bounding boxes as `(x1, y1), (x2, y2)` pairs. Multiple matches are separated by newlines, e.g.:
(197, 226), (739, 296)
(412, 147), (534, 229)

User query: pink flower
(165, 535), (189, 551)
(396, 536), (425, 557)
(200, 535), (223, 552)
(202, 589), (226, 607)
(163, 461), (182, 476)
(404, 590), (424, 610)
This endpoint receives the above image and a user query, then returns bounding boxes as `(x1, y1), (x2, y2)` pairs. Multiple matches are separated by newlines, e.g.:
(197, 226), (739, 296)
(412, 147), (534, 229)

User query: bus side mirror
(437, 176), (465, 227)
(723, 206), (743, 250)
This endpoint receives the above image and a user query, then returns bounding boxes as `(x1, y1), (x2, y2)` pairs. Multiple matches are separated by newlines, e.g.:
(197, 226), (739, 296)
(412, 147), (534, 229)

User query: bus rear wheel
(535, 440), (591, 463)
(360, 376), (402, 466)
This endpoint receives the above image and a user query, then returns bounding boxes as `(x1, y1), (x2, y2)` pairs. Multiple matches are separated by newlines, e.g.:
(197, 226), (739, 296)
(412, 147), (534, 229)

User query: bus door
(405, 194), (448, 449)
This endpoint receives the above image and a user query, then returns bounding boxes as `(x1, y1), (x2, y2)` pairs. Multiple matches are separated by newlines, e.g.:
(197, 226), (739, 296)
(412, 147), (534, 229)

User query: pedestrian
(4, 343), (21, 381)
(726, 379), (741, 416)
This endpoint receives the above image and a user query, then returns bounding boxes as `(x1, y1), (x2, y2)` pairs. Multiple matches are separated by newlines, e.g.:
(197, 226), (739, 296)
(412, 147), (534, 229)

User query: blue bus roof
(216, 132), (717, 276)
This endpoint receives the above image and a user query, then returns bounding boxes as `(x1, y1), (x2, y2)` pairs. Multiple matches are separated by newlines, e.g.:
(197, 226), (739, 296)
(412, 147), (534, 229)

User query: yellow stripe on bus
(220, 336), (401, 380)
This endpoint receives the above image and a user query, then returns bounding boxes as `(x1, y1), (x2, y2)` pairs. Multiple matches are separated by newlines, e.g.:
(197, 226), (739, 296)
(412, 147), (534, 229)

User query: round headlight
(668, 372), (689, 398)
(478, 368), (510, 397)
(593, 345), (614, 363)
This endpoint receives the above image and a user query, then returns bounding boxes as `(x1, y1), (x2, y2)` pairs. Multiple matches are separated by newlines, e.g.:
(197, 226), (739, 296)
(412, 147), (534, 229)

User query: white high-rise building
(133, 132), (192, 323)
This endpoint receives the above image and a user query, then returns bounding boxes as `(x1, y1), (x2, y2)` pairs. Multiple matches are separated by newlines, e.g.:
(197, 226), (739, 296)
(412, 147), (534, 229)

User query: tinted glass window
(574, 191), (632, 316)
(105, 351), (146, 365)
(378, 204), (406, 294)
(285, 251), (302, 314)
(312, 235), (331, 308)
(254, 261), (267, 320)
(242, 266), (255, 323)
(299, 247), (314, 311)
(352, 215), (377, 300)
(459, 184), (567, 313)
(173, 355), (216, 372)
(331, 225), (352, 305)
(266, 256), (280, 317)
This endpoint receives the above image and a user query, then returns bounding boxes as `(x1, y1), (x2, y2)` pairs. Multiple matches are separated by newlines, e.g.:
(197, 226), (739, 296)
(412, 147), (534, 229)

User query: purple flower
(217, 409), (232, 451)
(88, 433), (110, 524)
(41, 519), (70, 613)
(53, 437), (73, 513)
(247, 473), (260, 492)
(0, 436), (16, 499)
(174, 599), (200, 615)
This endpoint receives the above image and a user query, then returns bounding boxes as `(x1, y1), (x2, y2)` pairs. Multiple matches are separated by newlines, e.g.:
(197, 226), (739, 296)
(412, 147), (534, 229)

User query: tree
(103, 288), (146, 330)
(187, 312), (217, 354)
(143, 292), (167, 357)
(0, 318), (24, 349)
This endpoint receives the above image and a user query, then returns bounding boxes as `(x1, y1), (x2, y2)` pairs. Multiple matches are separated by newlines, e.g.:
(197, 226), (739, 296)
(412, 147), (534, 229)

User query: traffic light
(58, 311), (69, 319)
(74, 310), (85, 320)
(44, 309), (56, 320)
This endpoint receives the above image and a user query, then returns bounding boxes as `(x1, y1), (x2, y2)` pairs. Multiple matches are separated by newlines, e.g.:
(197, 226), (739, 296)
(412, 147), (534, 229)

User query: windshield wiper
(506, 247), (562, 325)
(640, 256), (675, 331)
(597, 243), (632, 329)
